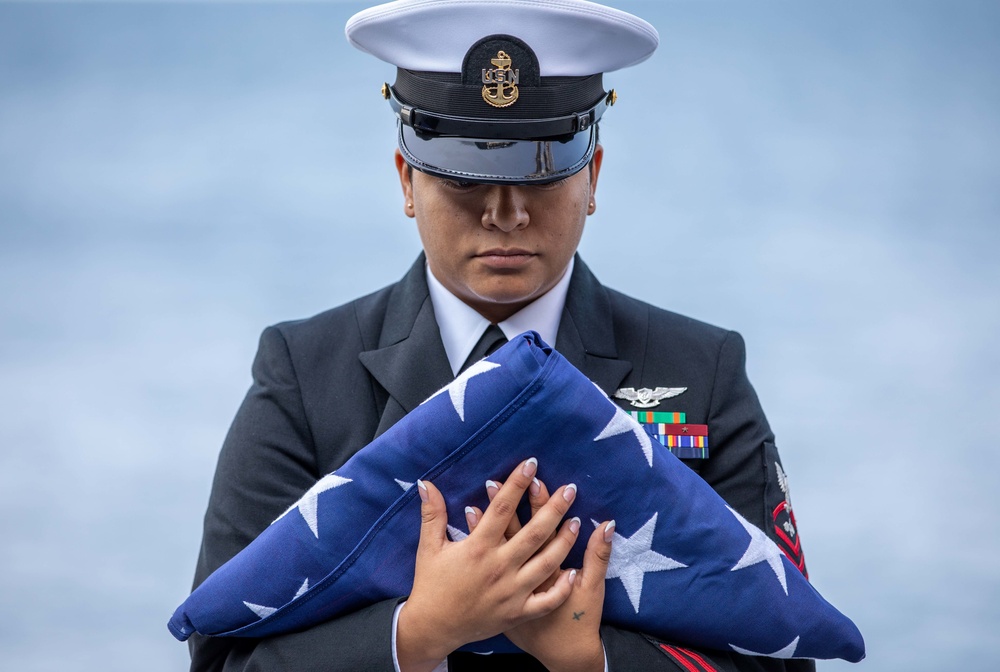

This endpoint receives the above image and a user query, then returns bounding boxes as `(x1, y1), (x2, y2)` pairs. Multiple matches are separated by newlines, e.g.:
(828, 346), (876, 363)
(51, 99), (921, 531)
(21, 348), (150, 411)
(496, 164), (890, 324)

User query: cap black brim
(398, 122), (596, 185)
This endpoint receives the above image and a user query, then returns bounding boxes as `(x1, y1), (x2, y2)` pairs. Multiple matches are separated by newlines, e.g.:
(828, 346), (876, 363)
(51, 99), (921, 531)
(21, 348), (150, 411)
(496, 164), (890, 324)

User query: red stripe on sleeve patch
(677, 646), (716, 672)
(659, 645), (700, 672)
(659, 644), (717, 672)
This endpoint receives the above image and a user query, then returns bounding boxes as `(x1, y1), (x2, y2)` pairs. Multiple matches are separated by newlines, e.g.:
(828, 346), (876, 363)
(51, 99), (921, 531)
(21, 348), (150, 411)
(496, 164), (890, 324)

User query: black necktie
(459, 324), (508, 374)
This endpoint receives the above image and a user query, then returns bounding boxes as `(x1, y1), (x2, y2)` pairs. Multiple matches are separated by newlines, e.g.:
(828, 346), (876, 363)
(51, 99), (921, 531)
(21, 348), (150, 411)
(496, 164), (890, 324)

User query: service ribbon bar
(628, 411), (686, 424)
(628, 413), (710, 459)
(658, 433), (709, 459)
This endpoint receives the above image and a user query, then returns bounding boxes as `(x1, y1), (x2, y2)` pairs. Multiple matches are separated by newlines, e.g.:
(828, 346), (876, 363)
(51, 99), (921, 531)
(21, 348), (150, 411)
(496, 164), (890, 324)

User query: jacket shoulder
(605, 287), (737, 363)
(266, 282), (396, 357)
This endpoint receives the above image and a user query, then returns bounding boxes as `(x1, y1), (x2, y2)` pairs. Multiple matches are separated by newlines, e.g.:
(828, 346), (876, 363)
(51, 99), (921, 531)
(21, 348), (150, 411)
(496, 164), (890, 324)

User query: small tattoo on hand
(573, 611), (585, 620)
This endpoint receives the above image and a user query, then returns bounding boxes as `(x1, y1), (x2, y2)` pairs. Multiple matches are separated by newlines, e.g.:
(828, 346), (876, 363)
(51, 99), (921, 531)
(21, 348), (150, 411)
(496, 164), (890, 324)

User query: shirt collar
(426, 257), (574, 376)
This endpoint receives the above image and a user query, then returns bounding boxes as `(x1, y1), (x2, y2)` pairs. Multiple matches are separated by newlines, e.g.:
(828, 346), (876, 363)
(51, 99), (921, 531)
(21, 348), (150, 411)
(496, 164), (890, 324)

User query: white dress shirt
(426, 257), (574, 375)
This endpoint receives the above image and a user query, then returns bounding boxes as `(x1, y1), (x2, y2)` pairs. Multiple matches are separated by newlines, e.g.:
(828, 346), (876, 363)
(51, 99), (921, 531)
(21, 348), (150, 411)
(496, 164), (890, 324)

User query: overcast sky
(1, 1), (998, 670)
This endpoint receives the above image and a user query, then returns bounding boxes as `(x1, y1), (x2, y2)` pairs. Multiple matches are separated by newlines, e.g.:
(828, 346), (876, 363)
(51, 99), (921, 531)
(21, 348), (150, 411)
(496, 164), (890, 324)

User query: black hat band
(393, 69), (607, 120)
(388, 80), (610, 141)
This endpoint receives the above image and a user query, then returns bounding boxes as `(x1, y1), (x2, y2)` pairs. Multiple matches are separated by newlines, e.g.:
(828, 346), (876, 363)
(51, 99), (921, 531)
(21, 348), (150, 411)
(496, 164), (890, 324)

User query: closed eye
(439, 178), (479, 191)
(531, 177), (569, 191)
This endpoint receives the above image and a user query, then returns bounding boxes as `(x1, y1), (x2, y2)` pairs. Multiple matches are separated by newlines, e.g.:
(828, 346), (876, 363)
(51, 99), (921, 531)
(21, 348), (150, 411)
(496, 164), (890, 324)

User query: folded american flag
(169, 332), (864, 662)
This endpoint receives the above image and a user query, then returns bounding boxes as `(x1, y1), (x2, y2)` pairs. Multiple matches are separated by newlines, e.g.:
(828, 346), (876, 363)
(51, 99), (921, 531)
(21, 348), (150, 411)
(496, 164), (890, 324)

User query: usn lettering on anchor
(482, 50), (519, 108)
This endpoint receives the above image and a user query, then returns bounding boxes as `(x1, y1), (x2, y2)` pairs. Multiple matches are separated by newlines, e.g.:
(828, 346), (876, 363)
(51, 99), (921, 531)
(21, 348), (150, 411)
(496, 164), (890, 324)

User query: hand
(395, 458), (582, 672)
(470, 478), (614, 672)
(508, 520), (613, 672)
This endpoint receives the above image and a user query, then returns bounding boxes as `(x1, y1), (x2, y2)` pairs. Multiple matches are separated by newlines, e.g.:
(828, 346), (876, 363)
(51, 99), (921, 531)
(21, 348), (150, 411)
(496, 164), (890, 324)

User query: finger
(415, 479), (448, 556)
(486, 476), (545, 540)
(524, 479), (561, 594)
(528, 477), (559, 551)
(519, 513), (582, 588)
(476, 458), (538, 540)
(465, 505), (483, 533)
(521, 567), (576, 620)
(505, 482), (577, 567)
(528, 477), (550, 521)
(579, 520), (615, 591)
(486, 479), (501, 502)
(534, 569), (560, 594)
(487, 479), (523, 540)
(507, 477), (544, 539)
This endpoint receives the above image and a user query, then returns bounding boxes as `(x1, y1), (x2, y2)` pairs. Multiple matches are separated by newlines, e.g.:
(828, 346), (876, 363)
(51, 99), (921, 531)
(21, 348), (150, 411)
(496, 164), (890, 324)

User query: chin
(475, 287), (539, 306)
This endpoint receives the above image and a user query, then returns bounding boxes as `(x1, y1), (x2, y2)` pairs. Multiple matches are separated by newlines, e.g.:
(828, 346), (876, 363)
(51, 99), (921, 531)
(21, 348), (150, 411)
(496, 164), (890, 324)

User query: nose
(482, 186), (529, 232)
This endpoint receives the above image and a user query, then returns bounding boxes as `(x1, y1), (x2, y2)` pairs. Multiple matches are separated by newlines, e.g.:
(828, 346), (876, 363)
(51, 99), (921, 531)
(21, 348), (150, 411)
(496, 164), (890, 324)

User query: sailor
(189, 1), (813, 671)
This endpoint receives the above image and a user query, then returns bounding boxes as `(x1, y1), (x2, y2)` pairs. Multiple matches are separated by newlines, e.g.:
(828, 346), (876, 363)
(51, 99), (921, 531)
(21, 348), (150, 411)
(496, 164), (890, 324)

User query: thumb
(581, 520), (615, 591)
(416, 479), (448, 555)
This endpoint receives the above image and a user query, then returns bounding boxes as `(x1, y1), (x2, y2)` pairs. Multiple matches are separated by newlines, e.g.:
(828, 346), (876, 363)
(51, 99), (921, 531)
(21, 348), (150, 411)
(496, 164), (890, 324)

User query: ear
(587, 144), (603, 216)
(395, 150), (416, 219)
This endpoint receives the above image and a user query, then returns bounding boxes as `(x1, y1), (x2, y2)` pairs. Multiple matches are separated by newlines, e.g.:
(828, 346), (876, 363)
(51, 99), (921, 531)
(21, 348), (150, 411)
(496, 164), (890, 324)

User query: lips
(475, 248), (536, 269)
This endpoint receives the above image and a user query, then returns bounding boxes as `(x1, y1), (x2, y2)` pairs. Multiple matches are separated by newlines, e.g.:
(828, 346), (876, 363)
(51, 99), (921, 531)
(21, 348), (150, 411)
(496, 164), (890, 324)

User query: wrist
(395, 601), (455, 672)
(538, 636), (605, 672)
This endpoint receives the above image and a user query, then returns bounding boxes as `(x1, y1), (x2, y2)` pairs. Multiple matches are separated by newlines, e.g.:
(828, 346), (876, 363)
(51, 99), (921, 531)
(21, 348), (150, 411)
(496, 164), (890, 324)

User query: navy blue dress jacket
(189, 255), (815, 672)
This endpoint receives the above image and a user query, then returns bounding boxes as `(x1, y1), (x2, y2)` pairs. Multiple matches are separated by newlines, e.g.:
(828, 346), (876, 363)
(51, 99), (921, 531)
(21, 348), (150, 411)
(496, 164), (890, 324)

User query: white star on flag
(594, 404), (654, 467)
(274, 474), (352, 538)
(243, 601), (277, 620)
(394, 478), (413, 491)
(728, 506), (788, 595)
(447, 525), (468, 542)
(293, 578), (309, 600)
(731, 636), (800, 658)
(243, 578), (310, 621)
(425, 360), (500, 421)
(597, 513), (687, 613)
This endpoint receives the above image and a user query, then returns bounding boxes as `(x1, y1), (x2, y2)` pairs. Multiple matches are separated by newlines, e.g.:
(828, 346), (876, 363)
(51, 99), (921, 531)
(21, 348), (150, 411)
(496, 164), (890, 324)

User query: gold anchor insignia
(481, 50), (519, 108)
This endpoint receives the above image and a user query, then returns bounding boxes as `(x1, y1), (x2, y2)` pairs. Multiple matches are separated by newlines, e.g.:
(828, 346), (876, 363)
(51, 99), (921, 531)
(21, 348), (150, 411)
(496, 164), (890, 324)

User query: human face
(396, 147), (602, 324)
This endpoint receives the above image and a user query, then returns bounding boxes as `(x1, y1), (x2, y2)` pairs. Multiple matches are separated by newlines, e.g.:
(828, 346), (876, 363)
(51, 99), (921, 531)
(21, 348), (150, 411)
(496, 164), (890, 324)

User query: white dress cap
(346, 0), (659, 77)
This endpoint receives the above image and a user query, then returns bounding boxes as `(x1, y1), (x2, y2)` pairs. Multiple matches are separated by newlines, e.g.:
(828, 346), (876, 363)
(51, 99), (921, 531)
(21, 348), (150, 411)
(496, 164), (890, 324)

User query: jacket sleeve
(603, 627), (815, 672)
(189, 326), (398, 672)
(602, 330), (814, 672)
(699, 331), (783, 535)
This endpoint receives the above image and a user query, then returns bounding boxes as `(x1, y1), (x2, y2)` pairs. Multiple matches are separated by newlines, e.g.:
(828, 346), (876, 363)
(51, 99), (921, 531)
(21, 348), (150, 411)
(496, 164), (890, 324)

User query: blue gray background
(1, 1), (998, 670)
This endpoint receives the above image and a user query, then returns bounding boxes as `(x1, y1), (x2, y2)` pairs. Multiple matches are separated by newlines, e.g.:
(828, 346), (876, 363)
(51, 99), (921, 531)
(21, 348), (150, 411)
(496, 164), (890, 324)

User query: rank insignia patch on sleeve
(766, 452), (808, 578)
(627, 411), (709, 459)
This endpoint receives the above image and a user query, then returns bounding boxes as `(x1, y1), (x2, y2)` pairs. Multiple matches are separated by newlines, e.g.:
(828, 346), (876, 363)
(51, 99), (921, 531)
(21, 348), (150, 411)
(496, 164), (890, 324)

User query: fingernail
(529, 477), (541, 497)
(562, 483), (577, 503)
(464, 506), (477, 527)
(569, 569), (578, 586)
(417, 480), (428, 503)
(521, 457), (538, 478)
(604, 520), (616, 543)
(485, 480), (499, 498)
(569, 517), (581, 535)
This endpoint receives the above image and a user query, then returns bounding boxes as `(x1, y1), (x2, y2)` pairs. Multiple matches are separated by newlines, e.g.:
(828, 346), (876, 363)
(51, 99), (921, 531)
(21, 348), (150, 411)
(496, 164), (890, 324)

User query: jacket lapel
(358, 257), (454, 437)
(556, 257), (633, 395)
(360, 255), (633, 437)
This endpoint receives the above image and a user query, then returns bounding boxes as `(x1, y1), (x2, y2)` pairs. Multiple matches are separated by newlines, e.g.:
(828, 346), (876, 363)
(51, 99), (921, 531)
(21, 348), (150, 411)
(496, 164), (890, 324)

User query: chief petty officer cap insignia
(345, 0), (658, 184)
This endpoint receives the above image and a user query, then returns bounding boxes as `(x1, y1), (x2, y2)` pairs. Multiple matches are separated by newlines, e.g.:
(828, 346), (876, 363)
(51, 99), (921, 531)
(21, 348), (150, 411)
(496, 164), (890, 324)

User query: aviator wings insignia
(614, 387), (688, 409)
